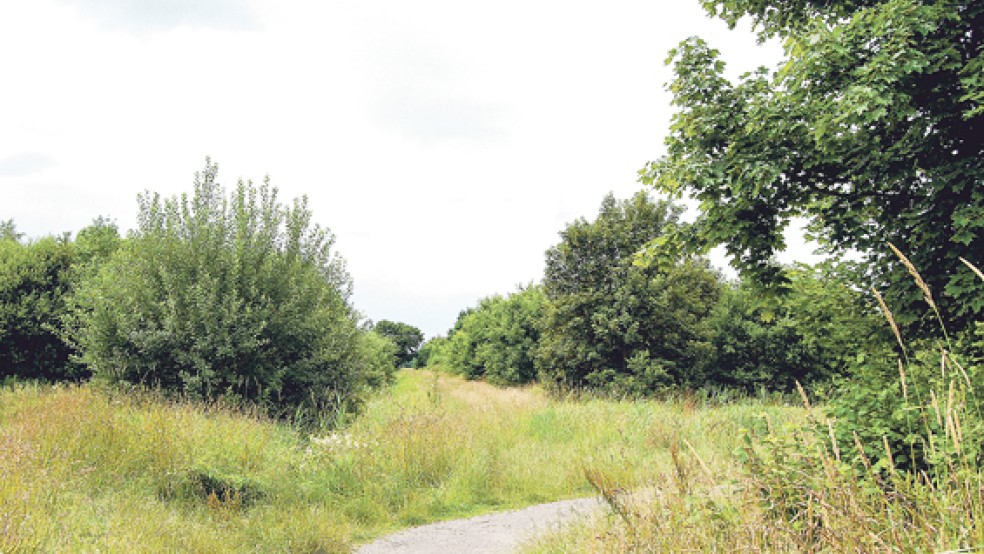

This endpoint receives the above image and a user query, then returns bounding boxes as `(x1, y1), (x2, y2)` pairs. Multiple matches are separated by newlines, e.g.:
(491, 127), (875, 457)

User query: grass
(0, 369), (802, 552)
(523, 396), (984, 553)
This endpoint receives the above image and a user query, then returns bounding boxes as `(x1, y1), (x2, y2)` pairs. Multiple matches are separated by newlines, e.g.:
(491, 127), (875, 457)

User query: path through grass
(0, 370), (802, 552)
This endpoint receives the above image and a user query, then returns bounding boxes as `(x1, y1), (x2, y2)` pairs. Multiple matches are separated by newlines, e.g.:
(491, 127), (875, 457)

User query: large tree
(642, 0), (983, 336)
(536, 192), (722, 394)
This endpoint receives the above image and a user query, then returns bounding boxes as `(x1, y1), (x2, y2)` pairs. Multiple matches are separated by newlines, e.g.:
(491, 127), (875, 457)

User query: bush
(699, 262), (890, 393)
(0, 236), (80, 381)
(415, 336), (447, 368)
(0, 219), (121, 383)
(439, 285), (545, 385)
(826, 251), (984, 476)
(65, 160), (389, 418)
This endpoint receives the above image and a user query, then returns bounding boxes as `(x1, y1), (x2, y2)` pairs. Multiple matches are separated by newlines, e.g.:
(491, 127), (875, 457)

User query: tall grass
(0, 369), (800, 552)
(525, 255), (984, 553)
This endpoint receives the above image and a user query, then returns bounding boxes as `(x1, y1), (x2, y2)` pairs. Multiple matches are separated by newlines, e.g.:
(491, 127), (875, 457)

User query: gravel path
(354, 497), (603, 554)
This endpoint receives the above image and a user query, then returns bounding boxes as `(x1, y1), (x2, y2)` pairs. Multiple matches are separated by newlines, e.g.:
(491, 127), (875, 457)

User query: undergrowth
(525, 253), (984, 553)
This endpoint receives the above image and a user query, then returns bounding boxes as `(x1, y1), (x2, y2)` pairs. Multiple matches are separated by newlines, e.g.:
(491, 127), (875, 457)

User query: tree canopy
(643, 0), (983, 336)
(537, 192), (722, 394)
(373, 320), (424, 368)
(435, 285), (545, 385)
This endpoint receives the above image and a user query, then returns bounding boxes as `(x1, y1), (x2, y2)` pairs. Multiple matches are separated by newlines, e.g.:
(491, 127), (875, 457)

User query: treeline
(423, 191), (970, 398)
(0, 161), (419, 421)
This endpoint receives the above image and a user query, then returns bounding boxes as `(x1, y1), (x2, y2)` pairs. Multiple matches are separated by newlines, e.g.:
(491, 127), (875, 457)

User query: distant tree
(66, 160), (391, 418)
(439, 285), (546, 385)
(0, 219), (22, 242)
(414, 336), (447, 368)
(642, 0), (984, 338)
(373, 320), (424, 368)
(536, 192), (722, 394)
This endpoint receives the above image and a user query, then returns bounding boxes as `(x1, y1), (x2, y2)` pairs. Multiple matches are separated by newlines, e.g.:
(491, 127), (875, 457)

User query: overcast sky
(0, 0), (816, 337)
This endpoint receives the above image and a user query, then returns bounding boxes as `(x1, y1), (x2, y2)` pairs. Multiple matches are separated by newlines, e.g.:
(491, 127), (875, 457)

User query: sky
(0, 0), (819, 337)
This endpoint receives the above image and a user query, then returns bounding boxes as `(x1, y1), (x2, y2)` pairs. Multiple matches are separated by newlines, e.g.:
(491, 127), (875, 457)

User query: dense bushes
(825, 254), (984, 475)
(0, 219), (120, 382)
(64, 161), (394, 417)
(436, 285), (545, 385)
(699, 263), (890, 393)
(0, 236), (79, 381)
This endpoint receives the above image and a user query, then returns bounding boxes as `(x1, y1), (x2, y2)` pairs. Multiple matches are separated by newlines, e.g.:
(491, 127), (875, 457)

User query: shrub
(0, 218), (121, 383)
(826, 250), (984, 476)
(0, 236), (80, 381)
(439, 285), (545, 385)
(65, 160), (388, 418)
(699, 262), (891, 393)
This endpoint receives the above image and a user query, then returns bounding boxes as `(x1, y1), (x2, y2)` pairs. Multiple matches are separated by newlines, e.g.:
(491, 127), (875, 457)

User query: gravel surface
(354, 497), (603, 554)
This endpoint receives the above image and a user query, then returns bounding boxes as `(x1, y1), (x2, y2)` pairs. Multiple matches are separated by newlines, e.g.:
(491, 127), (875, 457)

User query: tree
(536, 192), (722, 394)
(699, 262), (892, 393)
(66, 160), (392, 417)
(438, 285), (546, 385)
(0, 219), (23, 242)
(0, 218), (121, 383)
(373, 320), (424, 368)
(642, 0), (983, 337)
(0, 236), (79, 381)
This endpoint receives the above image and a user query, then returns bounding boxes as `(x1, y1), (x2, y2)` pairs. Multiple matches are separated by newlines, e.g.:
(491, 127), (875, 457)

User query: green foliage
(0, 218), (121, 383)
(536, 192), (722, 394)
(65, 160), (390, 418)
(373, 320), (425, 368)
(439, 285), (546, 385)
(0, 219), (23, 242)
(643, 0), (984, 337)
(827, 259), (984, 476)
(701, 263), (890, 392)
(0, 237), (80, 381)
(415, 336), (447, 368)
(73, 216), (122, 269)
(355, 330), (400, 389)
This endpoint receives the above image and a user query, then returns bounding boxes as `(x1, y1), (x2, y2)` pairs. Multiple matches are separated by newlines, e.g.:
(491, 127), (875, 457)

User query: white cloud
(55, 0), (258, 31)
(0, 0), (784, 337)
(0, 153), (57, 177)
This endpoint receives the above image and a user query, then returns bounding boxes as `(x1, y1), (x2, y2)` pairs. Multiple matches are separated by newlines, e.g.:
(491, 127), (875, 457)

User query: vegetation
(62, 161), (393, 419)
(1, 0), (980, 549)
(0, 218), (120, 383)
(641, 0), (983, 337)
(0, 370), (800, 552)
(373, 320), (425, 368)
(698, 262), (891, 393)
(431, 285), (545, 385)
(537, 192), (722, 394)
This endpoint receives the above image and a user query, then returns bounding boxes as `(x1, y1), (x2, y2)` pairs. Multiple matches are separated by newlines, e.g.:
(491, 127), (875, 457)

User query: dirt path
(354, 497), (603, 554)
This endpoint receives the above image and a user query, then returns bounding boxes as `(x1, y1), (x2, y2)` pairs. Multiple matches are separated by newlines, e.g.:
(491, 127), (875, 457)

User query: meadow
(0, 369), (801, 552)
